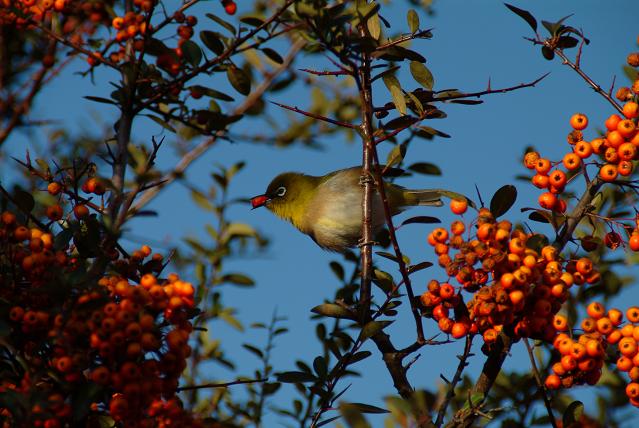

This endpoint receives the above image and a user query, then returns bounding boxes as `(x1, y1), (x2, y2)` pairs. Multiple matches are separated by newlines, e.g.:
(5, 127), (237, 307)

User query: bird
(251, 166), (445, 252)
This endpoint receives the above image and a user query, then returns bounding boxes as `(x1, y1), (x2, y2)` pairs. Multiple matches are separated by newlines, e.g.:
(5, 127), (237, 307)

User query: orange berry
(608, 309), (623, 326)
(451, 322), (468, 339)
(629, 234), (639, 251)
(560, 354), (577, 371)
(586, 301), (605, 319)
(599, 164), (618, 182)
(548, 170), (567, 188)
(605, 114), (622, 131)
(618, 356), (634, 372)
(619, 337), (638, 357)
(627, 383), (639, 399)
(223, 0), (237, 15)
(450, 199), (468, 215)
(450, 220), (465, 235)
(569, 113), (588, 130)
(538, 192), (557, 210)
(623, 101), (639, 119)
(596, 317), (613, 335)
(562, 152), (581, 170)
(618, 119), (637, 138)
(47, 182), (63, 195)
(535, 158), (551, 175)
(532, 174), (550, 189)
(573, 140), (593, 159)
(46, 204), (63, 221)
(73, 204), (89, 219)
(524, 151), (540, 169)
(607, 130), (625, 148)
(618, 142), (637, 161)
(585, 339), (604, 357)
(627, 306), (639, 323)
(552, 314), (568, 331)
(619, 160), (634, 176)
(545, 374), (561, 390)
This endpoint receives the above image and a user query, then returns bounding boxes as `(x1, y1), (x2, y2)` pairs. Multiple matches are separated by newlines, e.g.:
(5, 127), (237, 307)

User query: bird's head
(251, 172), (305, 211)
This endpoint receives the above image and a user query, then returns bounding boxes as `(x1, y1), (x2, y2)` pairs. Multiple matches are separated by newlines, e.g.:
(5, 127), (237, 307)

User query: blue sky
(3, 0), (639, 426)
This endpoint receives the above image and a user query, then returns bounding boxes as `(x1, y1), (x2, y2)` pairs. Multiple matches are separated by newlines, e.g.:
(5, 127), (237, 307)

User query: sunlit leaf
(407, 9), (419, 33)
(410, 61), (434, 90)
(383, 74), (407, 115)
(227, 65), (251, 95)
(311, 304), (356, 320)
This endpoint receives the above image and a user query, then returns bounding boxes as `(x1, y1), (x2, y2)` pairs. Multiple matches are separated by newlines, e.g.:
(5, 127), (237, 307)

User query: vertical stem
(357, 30), (375, 326)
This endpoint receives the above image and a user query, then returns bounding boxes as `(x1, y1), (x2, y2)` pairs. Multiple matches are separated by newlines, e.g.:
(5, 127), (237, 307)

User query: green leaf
(490, 184), (517, 218)
(358, 320), (393, 341)
(276, 371), (318, 383)
(145, 114), (176, 132)
(190, 190), (213, 211)
(373, 269), (394, 293)
(313, 356), (328, 378)
(382, 74), (407, 115)
(504, 3), (537, 31)
(200, 30), (225, 55)
(386, 143), (406, 168)
(563, 401), (584, 427)
(190, 85), (235, 102)
(219, 310), (244, 331)
(408, 162), (441, 175)
(409, 61), (434, 90)
(623, 65), (639, 82)
(181, 40), (202, 67)
(375, 251), (399, 263)
(311, 303), (356, 320)
(262, 48), (284, 64)
(227, 65), (251, 95)
(220, 273), (255, 286)
(205, 13), (236, 35)
(416, 126), (450, 138)
(367, 12), (381, 40)
(407, 9), (419, 33)
(400, 216), (440, 226)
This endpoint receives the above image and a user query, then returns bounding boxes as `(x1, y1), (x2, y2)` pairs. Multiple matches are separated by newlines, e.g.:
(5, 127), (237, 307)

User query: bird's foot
(358, 173), (374, 187)
(357, 238), (377, 248)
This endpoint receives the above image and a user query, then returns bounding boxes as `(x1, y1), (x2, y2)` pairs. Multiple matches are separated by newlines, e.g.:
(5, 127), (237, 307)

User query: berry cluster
(423, 207), (600, 352)
(0, 207), (202, 427)
(545, 303), (639, 408)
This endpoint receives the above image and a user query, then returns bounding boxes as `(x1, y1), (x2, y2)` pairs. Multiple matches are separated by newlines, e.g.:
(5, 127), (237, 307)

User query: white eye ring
(276, 186), (286, 197)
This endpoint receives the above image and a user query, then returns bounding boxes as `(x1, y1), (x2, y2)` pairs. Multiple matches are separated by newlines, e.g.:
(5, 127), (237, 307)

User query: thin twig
(270, 101), (357, 129)
(435, 335), (474, 427)
(176, 377), (267, 391)
(523, 338), (558, 428)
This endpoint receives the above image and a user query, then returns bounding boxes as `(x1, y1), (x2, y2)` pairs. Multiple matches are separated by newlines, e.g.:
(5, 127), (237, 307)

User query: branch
(270, 101), (357, 129)
(130, 39), (306, 213)
(176, 377), (267, 391)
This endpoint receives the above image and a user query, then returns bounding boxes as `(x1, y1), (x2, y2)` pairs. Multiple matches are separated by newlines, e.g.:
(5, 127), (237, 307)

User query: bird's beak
(250, 194), (269, 209)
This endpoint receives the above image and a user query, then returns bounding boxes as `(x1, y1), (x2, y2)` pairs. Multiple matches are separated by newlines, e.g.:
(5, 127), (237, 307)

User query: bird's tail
(404, 189), (444, 207)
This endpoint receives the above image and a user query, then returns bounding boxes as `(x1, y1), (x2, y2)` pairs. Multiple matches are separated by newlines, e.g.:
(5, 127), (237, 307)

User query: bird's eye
(276, 186), (286, 197)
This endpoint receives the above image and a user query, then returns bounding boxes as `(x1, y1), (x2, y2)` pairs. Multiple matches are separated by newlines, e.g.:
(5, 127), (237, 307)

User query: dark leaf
(54, 229), (73, 250)
(541, 46), (555, 60)
(145, 115), (176, 133)
(358, 320), (393, 341)
(528, 210), (551, 223)
(242, 344), (264, 358)
(84, 96), (116, 105)
(400, 216), (441, 226)
(205, 13), (236, 35)
(190, 85), (235, 102)
(416, 126), (450, 138)
(262, 48), (284, 64)
(563, 401), (584, 427)
(349, 351), (372, 364)
(311, 304), (356, 320)
(504, 3), (537, 31)
(317, 416), (342, 427)
(375, 251), (399, 263)
(313, 356), (327, 378)
(240, 16), (265, 27)
(408, 162), (441, 175)
(384, 115), (417, 130)
(329, 261), (345, 281)
(200, 31), (225, 55)
(181, 40), (202, 67)
(346, 402), (390, 414)
(557, 36), (579, 49)
(227, 66), (251, 95)
(276, 371), (317, 383)
(449, 99), (483, 105)
(407, 261), (433, 274)
(12, 189), (34, 213)
(490, 185), (517, 217)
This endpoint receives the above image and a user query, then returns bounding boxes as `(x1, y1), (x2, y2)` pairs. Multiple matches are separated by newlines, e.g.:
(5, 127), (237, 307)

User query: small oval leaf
(490, 185), (517, 218)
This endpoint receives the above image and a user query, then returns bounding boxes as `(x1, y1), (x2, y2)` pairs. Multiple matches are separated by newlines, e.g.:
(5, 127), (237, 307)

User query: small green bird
(251, 166), (444, 252)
